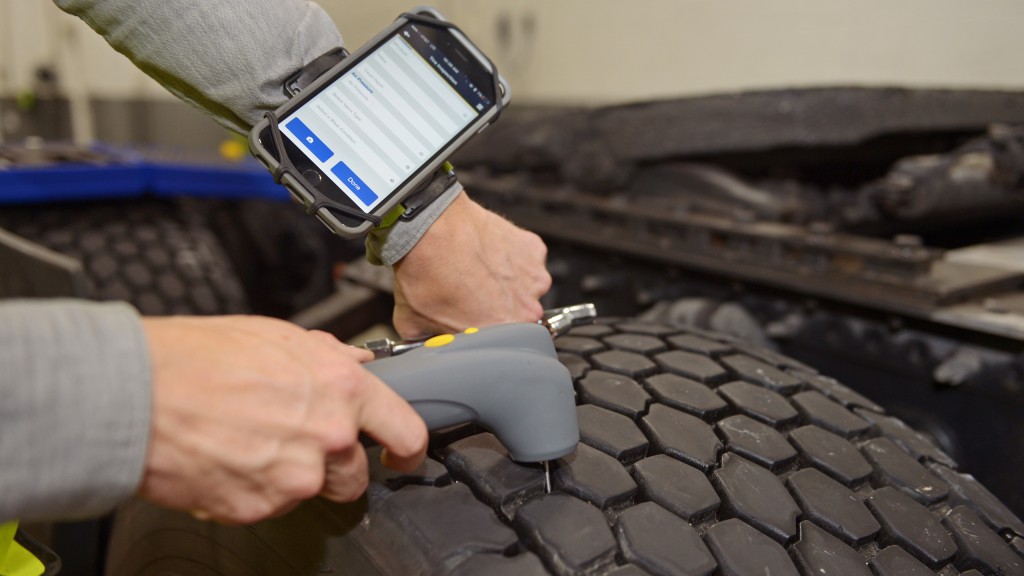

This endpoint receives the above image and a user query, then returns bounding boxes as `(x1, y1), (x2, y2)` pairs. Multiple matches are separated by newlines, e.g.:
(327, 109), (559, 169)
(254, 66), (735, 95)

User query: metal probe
(363, 303), (597, 359)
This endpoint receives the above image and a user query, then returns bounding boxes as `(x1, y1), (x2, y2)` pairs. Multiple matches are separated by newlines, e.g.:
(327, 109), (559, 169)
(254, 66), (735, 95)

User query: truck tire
(0, 200), (247, 315)
(105, 319), (1024, 576)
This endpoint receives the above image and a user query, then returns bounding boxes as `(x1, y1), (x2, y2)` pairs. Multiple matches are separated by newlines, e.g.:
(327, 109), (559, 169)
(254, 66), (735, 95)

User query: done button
(330, 160), (379, 207)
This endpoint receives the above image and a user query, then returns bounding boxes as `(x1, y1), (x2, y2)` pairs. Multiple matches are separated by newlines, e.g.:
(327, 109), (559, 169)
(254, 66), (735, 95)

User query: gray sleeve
(53, 0), (343, 134)
(54, 0), (453, 262)
(0, 300), (152, 522)
(365, 183), (463, 266)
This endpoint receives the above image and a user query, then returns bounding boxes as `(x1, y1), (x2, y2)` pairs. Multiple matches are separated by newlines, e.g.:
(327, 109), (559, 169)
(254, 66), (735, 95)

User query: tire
(105, 319), (1024, 576)
(0, 200), (247, 315)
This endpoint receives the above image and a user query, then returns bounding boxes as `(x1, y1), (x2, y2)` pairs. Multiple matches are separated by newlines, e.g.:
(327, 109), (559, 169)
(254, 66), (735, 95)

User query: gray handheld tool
(364, 322), (579, 464)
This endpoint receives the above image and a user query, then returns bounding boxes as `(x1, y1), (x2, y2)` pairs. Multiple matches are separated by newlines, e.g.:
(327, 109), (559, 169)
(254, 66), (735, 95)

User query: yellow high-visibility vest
(0, 522), (44, 576)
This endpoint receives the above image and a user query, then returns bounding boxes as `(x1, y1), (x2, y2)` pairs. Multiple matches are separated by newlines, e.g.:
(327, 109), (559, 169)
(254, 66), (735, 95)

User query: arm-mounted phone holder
(264, 11), (504, 229)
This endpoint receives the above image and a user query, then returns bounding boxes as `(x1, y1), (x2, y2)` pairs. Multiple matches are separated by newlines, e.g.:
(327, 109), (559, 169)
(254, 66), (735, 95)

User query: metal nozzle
(540, 303), (598, 337)
(363, 337), (428, 359)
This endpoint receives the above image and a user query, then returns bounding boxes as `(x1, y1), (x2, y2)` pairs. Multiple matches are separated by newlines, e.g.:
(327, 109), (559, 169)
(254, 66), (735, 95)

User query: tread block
(930, 464), (1024, 537)
(942, 505), (1024, 576)
(703, 518), (799, 576)
(605, 565), (652, 575)
(513, 494), (618, 576)
(786, 468), (880, 546)
(720, 354), (804, 394)
(443, 433), (546, 520)
(554, 335), (607, 356)
(577, 405), (650, 464)
(792, 391), (872, 438)
(718, 381), (799, 427)
(578, 370), (652, 420)
(1013, 537), (1024, 560)
(568, 324), (615, 338)
(558, 352), (590, 382)
(716, 415), (797, 471)
(684, 326), (738, 344)
(791, 521), (873, 576)
(631, 454), (720, 523)
(712, 453), (801, 544)
(603, 333), (668, 355)
(862, 438), (950, 505)
(641, 404), (723, 472)
(653, 350), (729, 385)
(644, 373), (728, 420)
(378, 484), (518, 567)
(791, 371), (884, 413)
(732, 343), (819, 374)
(446, 552), (549, 576)
(868, 545), (935, 576)
(592, 350), (659, 379)
(615, 322), (679, 336)
(666, 333), (733, 357)
(866, 486), (957, 568)
(856, 410), (957, 468)
(368, 451), (451, 489)
(788, 425), (873, 487)
(552, 442), (638, 509)
(615, 502), (717, 576)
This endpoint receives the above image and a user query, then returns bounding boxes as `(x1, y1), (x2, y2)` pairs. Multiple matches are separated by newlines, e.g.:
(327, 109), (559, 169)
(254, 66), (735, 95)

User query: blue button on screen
(330, 160), (378, 206)
(285, 118), (334, 163)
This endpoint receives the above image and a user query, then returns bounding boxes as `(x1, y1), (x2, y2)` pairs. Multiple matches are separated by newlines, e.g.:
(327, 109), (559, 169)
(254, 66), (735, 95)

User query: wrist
(365, 183), (464, 267)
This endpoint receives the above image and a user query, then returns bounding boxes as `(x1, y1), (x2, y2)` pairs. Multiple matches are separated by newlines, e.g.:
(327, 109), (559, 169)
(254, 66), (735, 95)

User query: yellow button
(425, 334), (456, 348)
(464, 327), (479, 334)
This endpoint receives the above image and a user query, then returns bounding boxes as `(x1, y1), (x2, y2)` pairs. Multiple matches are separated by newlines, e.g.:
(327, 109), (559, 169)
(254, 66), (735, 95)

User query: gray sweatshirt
(0, 0), (459, 522)
(54, 0), (461, 267)
(0, 300), (150, 522)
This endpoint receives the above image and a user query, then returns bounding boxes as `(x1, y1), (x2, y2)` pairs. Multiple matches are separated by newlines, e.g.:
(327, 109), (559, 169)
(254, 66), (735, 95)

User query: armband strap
(375, 204), (406, 230)
(371, 162), (456, 231)
(400, 161), (457, 222)
(284, 47), (349, 97)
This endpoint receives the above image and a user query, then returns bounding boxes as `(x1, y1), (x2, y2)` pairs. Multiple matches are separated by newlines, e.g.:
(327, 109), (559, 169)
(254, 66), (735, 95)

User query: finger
(320, 445), (370, 502)
(534, 267), (553, 298)
(309, 330), (374, 363)
(338, 344), (374, 363)
(522, 299), (545, 323)
(354, 372), (428, 473)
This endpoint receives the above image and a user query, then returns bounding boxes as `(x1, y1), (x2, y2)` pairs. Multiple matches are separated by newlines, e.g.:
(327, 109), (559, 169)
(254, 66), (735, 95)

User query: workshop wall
(2, 1), (1023, 143)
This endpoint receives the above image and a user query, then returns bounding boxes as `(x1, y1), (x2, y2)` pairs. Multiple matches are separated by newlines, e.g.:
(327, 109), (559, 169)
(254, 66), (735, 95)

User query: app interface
(282, 23), (492, 212)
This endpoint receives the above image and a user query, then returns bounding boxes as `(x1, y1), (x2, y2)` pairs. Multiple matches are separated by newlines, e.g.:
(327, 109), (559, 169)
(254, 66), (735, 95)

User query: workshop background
(3, 1), (1024, 146)
(4, 2), (1024, 575)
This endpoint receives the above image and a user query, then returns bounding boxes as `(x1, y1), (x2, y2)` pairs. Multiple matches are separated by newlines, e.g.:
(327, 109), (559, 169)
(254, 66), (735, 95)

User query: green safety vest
(0, 522), (44, 576)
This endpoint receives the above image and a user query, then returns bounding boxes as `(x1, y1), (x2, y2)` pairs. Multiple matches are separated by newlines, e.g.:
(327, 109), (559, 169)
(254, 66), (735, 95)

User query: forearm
(53, 0), (343, 133)
(0, 300), (151, 522)
(55, 0), (453, 259)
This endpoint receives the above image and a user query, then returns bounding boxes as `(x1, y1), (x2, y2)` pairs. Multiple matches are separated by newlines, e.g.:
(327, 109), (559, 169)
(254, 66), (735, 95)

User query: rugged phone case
(248, 7), (511, 238)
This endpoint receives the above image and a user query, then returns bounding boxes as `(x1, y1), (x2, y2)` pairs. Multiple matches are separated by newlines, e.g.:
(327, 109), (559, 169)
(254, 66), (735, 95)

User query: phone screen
(279, 22), (494, 213)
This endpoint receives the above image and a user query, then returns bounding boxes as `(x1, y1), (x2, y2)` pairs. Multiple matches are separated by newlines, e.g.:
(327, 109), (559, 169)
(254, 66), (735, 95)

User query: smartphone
(249, 8), (510, 238)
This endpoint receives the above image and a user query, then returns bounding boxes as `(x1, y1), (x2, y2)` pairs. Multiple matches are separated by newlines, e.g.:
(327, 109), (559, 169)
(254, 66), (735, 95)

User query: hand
(139, 315), (427, 524)
(391, 191), (552, 339)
